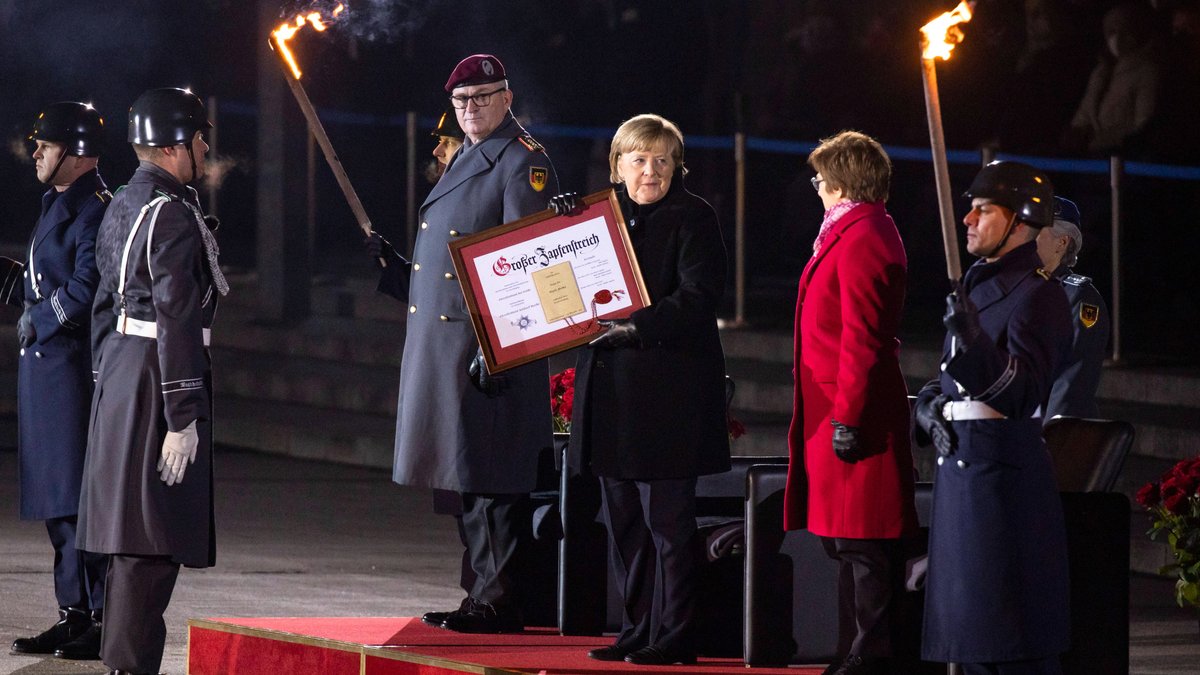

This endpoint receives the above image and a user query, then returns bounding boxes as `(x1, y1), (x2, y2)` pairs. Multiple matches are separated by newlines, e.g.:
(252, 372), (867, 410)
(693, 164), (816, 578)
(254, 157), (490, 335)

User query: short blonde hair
(133, 144), (167, 162)
(608, 114), (686, 183)
(807, 130), (891, 203)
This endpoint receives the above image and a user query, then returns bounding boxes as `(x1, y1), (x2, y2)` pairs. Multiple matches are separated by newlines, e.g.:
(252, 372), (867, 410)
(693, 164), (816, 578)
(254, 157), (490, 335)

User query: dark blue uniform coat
(918, 241), (1072, 664)
(1045, 267), (1109, 419)
(16, 169), (108, 520)
(390, 113), (557, 493)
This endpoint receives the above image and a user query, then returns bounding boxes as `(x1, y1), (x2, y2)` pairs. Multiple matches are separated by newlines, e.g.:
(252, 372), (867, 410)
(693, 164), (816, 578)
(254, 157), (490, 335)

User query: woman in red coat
(784, 131), (918, 675)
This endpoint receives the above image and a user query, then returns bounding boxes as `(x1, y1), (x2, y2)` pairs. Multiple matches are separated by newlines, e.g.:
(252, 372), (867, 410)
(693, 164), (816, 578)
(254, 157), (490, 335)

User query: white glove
(158, 420), (199, 486)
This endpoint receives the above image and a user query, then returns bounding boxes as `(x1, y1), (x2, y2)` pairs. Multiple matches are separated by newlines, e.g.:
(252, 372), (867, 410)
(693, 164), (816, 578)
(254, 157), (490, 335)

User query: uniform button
(937, 456), (945, 466)
(413, 263), (421, 271)
(421, 222), (428, 230)
(940, 362), (947, 371)
(409, 305), (417, 313)
(444, 272), (455, 280)
(449, 229), (459, 237)
(956, 459), (968, 469)
(19, 348), (25, 356)
(22, 270), (28, 278)
(439, 315), (448, 321)
(34, 351), (42, 358)
(36, 273), (42, 281)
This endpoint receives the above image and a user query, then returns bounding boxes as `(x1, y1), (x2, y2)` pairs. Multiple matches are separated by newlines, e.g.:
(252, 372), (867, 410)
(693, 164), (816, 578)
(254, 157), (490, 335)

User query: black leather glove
(17, 303), (36, 348)
(914, 393), (956, 457)
(364, 230), (398, 261)
(203, 215), (220, 231)
(588, 319), (640, 349)
(548, 192), (582, 216)
(943, 281), (984, 347)
(467, 347), (508, 398)
(831, 420), (865, 463)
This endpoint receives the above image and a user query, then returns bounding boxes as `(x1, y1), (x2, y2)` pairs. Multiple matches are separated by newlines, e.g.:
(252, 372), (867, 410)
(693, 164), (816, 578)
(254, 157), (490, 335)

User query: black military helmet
(128, 87), (212, 147)
(964, 160), (1054, 228)
(430, 107), (464, 140)
(28, 102), (105, 157)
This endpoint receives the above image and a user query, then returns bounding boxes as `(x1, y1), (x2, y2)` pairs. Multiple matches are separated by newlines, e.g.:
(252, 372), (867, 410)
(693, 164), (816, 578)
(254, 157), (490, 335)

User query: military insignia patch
(1080, 303), (1099, 328)
(529, 167), (548, 192)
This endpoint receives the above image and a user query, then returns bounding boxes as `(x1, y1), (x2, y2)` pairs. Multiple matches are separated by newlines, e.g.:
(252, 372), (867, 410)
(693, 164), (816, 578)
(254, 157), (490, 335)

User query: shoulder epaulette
(1063, 273), (1091, 286)
(517, 133), (544, 153)
(95, 190), (112, 204)
(1035, 267), (1051, 281)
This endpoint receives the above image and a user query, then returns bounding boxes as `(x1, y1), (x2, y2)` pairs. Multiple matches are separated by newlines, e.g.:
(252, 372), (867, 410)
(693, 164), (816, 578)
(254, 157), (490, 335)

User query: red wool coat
(784, 202), (918, 539)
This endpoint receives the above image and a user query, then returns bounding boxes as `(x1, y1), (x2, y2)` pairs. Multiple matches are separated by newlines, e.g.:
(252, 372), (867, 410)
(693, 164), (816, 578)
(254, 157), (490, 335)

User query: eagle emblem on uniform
(529, 167), (548, 192)
(1080, 303), (1099, 328)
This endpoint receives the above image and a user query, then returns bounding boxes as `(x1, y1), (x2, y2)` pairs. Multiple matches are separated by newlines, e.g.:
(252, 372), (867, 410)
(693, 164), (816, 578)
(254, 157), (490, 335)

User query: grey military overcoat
(391, 113), (558, 494)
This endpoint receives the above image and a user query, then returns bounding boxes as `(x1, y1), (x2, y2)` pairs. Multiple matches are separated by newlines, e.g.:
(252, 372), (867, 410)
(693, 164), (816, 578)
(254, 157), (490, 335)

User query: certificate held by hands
(449, 189), (650, 373)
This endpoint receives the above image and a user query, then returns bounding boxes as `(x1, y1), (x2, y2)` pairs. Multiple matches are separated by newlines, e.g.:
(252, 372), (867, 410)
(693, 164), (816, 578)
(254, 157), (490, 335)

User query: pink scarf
(813, 200), (864, 252)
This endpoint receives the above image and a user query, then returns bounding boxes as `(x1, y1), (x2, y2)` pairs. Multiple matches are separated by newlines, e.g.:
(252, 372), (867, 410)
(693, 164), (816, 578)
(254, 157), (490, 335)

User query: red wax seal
(594, 289), (613, 304)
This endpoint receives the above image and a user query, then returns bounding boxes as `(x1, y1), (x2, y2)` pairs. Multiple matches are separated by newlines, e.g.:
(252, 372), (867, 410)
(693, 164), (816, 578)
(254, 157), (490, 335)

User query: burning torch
(270, 4), (386, 266)
(920, 1), (974, 283)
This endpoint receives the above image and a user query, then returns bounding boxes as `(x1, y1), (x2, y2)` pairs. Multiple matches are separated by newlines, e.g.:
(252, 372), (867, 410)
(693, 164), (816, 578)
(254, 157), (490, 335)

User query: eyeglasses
(449, 86), (508, 109)
(810, 176), (825, 192)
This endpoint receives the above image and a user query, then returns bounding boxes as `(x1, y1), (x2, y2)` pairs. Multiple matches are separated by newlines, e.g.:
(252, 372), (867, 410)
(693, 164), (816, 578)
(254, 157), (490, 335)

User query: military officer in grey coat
(371, 54), (558, 634)
(77, 88), (226, 675)
(8, 101), (110, 661)
(1036, 196), (1110, 419)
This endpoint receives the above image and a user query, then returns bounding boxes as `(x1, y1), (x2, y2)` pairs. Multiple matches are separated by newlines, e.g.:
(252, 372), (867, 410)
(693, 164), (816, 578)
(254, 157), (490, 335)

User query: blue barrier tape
(219, 99), (1200, 181)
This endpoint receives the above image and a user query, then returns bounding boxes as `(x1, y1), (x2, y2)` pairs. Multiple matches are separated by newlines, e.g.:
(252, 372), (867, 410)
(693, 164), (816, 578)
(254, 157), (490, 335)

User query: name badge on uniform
(1080, 303), (1099, 328)
(529, 167), (548, 192)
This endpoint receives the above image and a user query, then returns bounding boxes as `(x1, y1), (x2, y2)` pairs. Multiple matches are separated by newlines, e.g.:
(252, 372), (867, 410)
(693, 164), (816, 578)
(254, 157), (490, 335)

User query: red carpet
(188, 617), (825, 674)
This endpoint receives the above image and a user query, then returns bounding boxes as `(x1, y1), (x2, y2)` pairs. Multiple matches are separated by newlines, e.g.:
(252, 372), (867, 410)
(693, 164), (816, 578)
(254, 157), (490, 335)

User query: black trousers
(461, 492), (528, 607)
(432, 489), (477, 596)
(46, 515), (107, 610)
(820, 536), (896, 659)
(960, 657), (1063, 675)
(600, 476), (699, 653)
(101, 554), (179, 674)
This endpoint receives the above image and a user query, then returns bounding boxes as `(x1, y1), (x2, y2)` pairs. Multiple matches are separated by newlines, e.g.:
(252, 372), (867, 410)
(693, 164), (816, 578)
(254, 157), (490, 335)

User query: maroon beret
(444, 54), (507, 92)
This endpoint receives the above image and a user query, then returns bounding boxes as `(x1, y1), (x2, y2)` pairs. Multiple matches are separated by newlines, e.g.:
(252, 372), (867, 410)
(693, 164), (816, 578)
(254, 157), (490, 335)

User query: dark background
(2, 0), (1197, 360)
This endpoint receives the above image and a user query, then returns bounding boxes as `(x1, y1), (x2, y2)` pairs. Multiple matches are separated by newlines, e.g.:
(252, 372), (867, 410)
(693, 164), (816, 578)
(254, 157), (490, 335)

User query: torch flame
(270, 3), (345, 79)
(920, 1), (974, 61)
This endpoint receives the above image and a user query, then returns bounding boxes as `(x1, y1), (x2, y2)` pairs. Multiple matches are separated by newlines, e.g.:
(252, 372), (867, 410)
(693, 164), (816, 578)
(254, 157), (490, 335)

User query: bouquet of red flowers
(1136, 456), (1200, 608)
(550, 368), (575, 433)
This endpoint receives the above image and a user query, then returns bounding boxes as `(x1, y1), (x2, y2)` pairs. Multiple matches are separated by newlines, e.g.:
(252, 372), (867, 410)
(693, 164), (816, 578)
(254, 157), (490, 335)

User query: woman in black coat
(564, 114), (730, 666)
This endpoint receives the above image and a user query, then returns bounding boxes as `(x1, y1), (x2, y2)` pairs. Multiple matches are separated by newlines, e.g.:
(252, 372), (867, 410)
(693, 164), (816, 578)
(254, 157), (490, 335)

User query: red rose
(1162, 486), (1189, 515)
(560, 388), (574, 419)
(1136, 482), (1161, 508)
(727, 416), (746, 440)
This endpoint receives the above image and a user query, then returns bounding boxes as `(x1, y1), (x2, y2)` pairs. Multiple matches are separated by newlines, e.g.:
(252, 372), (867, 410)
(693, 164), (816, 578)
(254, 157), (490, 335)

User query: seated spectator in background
(1141, 0), (1200, 161)
(1062, 2), (1163, 156)
(1037, 197), (1110, 420)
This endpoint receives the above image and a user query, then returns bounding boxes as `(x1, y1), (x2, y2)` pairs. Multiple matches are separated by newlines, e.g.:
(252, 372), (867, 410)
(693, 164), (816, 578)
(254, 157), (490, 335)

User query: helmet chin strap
(44, 152), (69, 184)
(980, 211), (1019, 259)
(185, 143), (198, 184)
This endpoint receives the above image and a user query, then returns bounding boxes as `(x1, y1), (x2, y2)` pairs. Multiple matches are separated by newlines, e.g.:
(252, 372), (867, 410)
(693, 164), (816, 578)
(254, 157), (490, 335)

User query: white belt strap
(118, 196), (171, 301)
(116, 315), (211, 347)
(942, 400), (1007, 421)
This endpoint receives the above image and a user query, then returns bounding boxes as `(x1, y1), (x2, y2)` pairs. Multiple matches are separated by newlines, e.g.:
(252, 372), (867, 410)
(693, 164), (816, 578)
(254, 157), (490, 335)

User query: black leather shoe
(440, 601), (523, 634)
(587, 643), (639, 661)
(822, 658), (844, 675)
(11, 608), (90, 655)
(833, 654), (887, 675)
(421, 597), (473, 627)
(624, 645), (697, 665)
(53, 619), (101, 659)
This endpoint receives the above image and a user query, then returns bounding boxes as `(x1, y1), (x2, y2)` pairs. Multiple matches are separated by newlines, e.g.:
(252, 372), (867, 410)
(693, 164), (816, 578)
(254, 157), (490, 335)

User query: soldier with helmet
(7, 101), (110, 662)
(1037, 196), (1110, 419)
(431, 106), (465, 178)
(76, 87), (226, 675)
(913, 161), (1073, 674)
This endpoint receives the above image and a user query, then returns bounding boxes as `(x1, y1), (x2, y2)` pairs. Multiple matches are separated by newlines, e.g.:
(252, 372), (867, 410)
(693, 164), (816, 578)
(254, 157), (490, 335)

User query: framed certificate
(449, 188), (650, 373)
